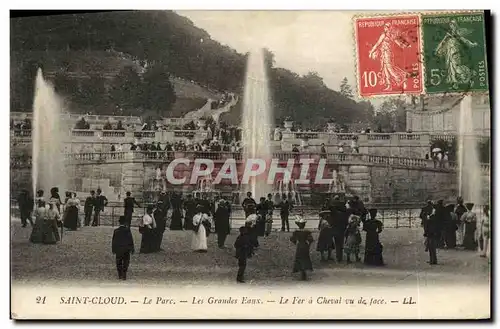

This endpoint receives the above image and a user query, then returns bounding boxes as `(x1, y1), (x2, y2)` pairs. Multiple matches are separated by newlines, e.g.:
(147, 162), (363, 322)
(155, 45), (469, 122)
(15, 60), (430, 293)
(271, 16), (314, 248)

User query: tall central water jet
(457, 95), (482, 205)
(32, 68), (67, 199)
(241, 49), (274, 198)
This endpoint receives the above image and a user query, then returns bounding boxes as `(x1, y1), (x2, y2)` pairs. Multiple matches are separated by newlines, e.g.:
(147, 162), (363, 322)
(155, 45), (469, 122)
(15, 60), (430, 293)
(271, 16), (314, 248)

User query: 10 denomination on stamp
(355, 14), (423, 97)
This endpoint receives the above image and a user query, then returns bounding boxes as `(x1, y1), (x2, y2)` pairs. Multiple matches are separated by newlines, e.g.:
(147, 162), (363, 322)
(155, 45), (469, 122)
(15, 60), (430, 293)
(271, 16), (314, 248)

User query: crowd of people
(419, 197), (491, 264)
(17, 184), (490, 283)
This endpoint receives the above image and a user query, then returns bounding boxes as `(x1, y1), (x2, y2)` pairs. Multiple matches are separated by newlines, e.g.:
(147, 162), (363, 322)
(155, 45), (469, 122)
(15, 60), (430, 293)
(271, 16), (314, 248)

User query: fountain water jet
(32, 68), (67, 200)
(241, 49), (274, 198)
(457, 95), (482, 204)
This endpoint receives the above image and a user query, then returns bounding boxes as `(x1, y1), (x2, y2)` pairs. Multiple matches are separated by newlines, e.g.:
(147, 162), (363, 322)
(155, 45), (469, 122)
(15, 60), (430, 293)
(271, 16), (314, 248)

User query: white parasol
(432, 147), (442, 153)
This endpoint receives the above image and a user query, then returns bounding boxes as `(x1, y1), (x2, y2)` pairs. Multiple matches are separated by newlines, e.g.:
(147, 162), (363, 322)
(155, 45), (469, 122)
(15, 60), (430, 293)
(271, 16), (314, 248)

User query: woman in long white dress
(192, 205), (209, 252)
(477, 205), (490, 260)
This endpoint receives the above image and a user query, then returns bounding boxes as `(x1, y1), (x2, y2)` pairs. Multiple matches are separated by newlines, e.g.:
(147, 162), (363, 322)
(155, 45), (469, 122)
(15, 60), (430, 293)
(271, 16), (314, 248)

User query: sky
(177, 11), (360, 95)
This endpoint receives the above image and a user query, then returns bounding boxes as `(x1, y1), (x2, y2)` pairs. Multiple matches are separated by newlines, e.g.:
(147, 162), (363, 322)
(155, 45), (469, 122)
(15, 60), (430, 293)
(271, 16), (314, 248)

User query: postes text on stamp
(422, 12), (488, 94)
(355, 15), (423, 97)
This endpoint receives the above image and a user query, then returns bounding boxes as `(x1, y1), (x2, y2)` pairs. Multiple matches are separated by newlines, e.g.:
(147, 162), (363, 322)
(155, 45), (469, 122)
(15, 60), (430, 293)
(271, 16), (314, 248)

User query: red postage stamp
(355, 14), (423, 97)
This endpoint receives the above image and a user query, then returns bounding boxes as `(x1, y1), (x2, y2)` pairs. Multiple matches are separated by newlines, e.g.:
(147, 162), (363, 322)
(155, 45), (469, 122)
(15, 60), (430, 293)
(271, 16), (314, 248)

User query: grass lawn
(11, 220), (490, 288)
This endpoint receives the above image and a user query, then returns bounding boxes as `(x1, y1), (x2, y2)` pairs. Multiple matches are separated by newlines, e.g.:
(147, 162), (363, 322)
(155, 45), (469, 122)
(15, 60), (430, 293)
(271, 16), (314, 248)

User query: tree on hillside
(340, 77), (354, 99)
(109, 66), (143, 113)
(78, 75), (107, 107)
(263, 48), (275, 68)
(141, 62), (177, 116)
(373, 98), (407, 132)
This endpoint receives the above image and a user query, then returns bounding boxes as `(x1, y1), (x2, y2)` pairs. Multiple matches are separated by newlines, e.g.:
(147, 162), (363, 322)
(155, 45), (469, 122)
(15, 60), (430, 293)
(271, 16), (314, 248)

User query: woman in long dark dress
(139, 206), (157, 253)
(169, 193), (184, 230)
(63, 194), (79, 231)
(363, 209), (385, 266)
(30, 199), (47, 244)
(316, 210), (334, 261)
(290, 216), (314, 280)
(461, 203), (477, 250)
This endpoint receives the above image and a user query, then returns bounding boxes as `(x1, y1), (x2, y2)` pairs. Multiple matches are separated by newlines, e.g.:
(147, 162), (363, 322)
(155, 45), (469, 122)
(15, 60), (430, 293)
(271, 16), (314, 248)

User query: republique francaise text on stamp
(354, 14), (423, 97)
(421, 12), (489, 94)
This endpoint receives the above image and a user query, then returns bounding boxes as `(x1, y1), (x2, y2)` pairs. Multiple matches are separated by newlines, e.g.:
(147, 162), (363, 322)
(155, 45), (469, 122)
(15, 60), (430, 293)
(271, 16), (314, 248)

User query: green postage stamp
(422, 12), (489, 94)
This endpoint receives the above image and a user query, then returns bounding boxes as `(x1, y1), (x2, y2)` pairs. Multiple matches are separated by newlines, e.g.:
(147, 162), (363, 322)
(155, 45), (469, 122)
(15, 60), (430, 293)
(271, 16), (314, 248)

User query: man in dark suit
(214, 197), (232, 248)
(153, 200), (167, 251)
(17, 189), (33, 227)
(112, 216), (135, 280)
(123, 191), (141, 227)
(329, 196), (348, 262)
(84, 191), (95, 226)
(92, 189), (108, 226)
(278, 194), (293, 232)
(424, 207), (440, 265)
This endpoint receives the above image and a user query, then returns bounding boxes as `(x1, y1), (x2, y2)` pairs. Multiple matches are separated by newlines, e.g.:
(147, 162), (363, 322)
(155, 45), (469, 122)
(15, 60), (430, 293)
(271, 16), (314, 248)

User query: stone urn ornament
(283, 117), (294, 132)
(327, 120), (336, 133)
(197, 118), (206, 130)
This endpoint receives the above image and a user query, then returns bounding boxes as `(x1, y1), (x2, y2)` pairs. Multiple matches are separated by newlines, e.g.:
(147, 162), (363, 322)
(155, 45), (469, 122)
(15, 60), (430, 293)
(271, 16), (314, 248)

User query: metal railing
(13, 199), (475, 229)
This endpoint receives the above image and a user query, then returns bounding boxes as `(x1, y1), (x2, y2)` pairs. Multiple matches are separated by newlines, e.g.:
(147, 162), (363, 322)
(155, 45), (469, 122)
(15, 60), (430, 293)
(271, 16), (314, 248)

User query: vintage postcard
(10, 10), (491, 320)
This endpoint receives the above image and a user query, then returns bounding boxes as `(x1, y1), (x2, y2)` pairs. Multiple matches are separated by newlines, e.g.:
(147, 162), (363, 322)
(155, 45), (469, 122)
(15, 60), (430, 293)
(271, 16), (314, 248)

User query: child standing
(344, 214), (362, 263)
(234, 226), (254, 283)
(290, 216), (314, 281)
(112, 216), (135, 280)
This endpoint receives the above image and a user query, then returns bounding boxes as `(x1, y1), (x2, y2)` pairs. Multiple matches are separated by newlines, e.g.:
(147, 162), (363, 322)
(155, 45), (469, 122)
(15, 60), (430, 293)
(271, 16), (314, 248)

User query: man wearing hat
(242, 192), (257, 218)
(423, 207), (440, 265)
(123, 191), (141, 227)
(92, 188), (108, 226)
(419, 200), (434, 228)
(214, 197), (232, 248)
(153, 199), (168, 251)
(112, 216), (135, 280)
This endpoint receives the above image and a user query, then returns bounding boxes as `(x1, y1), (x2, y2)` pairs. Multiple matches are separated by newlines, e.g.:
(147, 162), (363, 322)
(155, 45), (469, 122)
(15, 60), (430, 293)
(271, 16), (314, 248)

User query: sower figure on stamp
(83, 190), (95, 226)
(368, 22), (411, 91)
(234, 226), (254, 283)
(112, 216), (135, 280)
(92, 189), (108, 226)
(123, 191), (140, 227)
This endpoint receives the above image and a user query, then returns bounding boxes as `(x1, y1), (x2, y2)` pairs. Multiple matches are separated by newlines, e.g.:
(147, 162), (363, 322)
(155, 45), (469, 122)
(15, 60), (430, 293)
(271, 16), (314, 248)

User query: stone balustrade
(55, 151), (490, 174)
(11, 129), (489, 146)
(11, 112), (142, 125)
